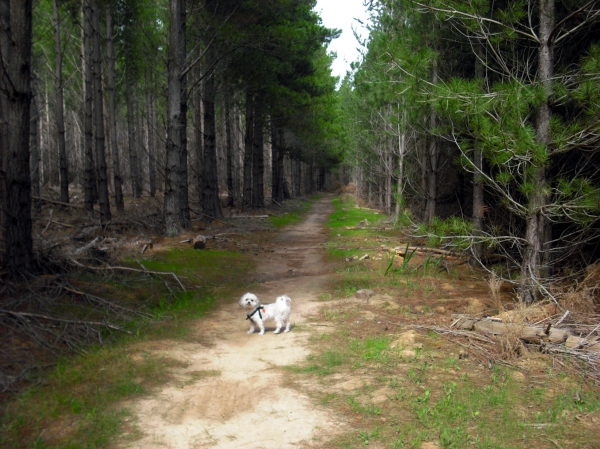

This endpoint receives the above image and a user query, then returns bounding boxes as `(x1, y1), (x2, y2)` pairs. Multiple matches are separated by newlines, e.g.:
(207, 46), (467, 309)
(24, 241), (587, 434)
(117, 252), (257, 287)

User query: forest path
(121, 197), (345, 448)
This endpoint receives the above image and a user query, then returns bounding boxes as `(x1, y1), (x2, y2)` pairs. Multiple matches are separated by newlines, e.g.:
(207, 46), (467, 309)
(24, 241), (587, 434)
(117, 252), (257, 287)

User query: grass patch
(291, 316), (600, 449)
(286, 348), (349, 376)
(289, 316), (600, 449)
(268, 197), (317, 228)
(327, 197), (384, 232)
(1, 346), (183, 448)
(131, 248), (254, 288)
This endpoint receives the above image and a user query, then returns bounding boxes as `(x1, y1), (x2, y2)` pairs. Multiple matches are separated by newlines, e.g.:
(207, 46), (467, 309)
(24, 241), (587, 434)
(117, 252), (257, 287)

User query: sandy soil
(120, 197), (346, 449)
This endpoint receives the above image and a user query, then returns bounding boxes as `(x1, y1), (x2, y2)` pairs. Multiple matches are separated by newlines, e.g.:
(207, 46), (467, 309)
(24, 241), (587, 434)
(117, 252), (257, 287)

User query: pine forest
(2, 0), (600, 445)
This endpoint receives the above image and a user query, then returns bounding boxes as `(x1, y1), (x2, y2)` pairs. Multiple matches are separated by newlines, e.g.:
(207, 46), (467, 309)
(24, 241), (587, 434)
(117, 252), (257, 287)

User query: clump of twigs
(488, 271), (504, 313)
(556, 265), (600, 317)
(0, 266), (187, 394)
(496, 303), (528, 360)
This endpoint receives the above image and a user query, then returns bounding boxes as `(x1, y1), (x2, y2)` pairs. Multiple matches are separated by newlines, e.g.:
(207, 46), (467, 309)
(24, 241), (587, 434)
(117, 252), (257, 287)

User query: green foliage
(336, 0), (600, 290)
(419, 216), (473, 250)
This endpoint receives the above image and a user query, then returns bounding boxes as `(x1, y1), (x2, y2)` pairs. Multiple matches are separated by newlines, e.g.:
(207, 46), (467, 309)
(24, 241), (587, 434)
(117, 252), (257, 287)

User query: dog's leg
(257, 320), (265, 335)
(247, 323), (256, 334)
(284, 319), (291, 332)
(274, 319), (283, 334)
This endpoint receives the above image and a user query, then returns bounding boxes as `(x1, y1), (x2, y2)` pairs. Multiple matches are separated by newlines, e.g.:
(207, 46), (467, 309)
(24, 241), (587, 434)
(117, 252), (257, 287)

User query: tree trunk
(148, 70), (157, 197)
(0, 2), (7, 255)
(271, 118), (279, 203)
(91, 0), (110, 221)
(106, 6), (124, 211)
(193, 76), (203, 205)
(279, 129), (290, 200)
(472, 51), (485, 262)
(82, 0), (96, 211)
(134, 87), (144, 194)
(293, 157), (301, 197)
(251, 98), (264, 208)
(385, 150), (392, 215)
(125, 43), (141, 199)
(0, 0), (35, 276)
(53, 0), (69, 203)
(225, 94), (234, 207)
(43, 85), (51, 187)
(31, 86), (41, 209)
(394, 110), (406, 221)
(520, 0), (554, 303)
(200, 46), (223, 220)
(164, 0), (185, 235)
(425, 56), (438, 224)
(243, 90), (253, 209)
(177, 2), (190, 228)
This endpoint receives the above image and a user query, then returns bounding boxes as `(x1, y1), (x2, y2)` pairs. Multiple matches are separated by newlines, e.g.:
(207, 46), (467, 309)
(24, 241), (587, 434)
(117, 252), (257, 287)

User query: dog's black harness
(246, 306), (264, 321)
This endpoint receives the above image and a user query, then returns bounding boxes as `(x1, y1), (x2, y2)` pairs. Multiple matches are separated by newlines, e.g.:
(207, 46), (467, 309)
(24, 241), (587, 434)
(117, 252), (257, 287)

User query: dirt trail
(122, 197), (345, 449)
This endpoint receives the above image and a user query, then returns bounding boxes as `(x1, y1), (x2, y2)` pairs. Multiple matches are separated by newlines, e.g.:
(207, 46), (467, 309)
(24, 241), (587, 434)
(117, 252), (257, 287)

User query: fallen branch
(385, 321), (496, 344)
(70, 262), (187, 292)
(0, 308), (131, 333)
(189, 206), (238, 227)
(41, 209), (53, 234)
(555, 310), (570, 326)
(63, 284), (153, 318)
(229, 215), (269, 219)
(74, 237), (100, 254)
(395, 245), (459, 256)
(31, 195), (99, 213)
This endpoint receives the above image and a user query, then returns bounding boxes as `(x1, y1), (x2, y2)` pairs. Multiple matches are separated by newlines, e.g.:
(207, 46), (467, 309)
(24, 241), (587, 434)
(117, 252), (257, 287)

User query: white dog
(239, 292), (292, 335)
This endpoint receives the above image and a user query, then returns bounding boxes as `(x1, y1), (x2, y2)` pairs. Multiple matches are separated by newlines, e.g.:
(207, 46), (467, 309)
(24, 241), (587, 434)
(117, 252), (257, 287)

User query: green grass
(131, 248), (254, 287)
(268, 197), (317, 228)
(291, 318), (600, 448)
(327, 197), (384, 232)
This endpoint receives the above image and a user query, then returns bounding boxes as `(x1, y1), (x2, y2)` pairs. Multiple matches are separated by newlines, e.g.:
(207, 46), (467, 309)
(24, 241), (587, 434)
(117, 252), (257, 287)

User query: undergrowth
(0, 248), (254, 449)
(285, 194), (600, 449)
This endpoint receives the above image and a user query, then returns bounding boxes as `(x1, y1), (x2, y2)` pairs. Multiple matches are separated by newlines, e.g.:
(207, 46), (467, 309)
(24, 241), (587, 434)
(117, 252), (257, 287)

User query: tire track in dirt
(121, 197), (346, 448)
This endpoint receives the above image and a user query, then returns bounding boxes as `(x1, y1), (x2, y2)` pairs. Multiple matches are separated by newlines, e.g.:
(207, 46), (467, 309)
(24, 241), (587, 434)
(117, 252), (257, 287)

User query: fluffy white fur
(239, 292), (292, 335)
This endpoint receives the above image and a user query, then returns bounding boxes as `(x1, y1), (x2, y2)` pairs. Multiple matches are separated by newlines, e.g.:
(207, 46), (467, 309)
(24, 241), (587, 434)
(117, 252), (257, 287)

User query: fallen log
(394, 248), (463, 261)
(74, 237), (100, 254)
(452, 316), (574, 345)
(32, 195), (99, 213)
(394, 245), (460, 256)
(229, 215), (269, 219)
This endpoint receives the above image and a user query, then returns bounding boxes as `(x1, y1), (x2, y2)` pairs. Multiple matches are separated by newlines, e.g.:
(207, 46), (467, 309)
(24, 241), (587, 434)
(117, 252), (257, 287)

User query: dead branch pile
(0, 267), (186, 394)
(380, 245), (469, 264)
(387, 315), (600, 385)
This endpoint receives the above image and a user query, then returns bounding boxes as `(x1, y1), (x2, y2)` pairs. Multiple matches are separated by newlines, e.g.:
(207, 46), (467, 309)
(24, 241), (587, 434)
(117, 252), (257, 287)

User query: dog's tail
(277, 294), (292, 306)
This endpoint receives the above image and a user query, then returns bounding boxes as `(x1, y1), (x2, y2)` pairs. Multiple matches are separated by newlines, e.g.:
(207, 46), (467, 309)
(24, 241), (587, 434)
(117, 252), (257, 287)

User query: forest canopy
(2, 0), (600, 303)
